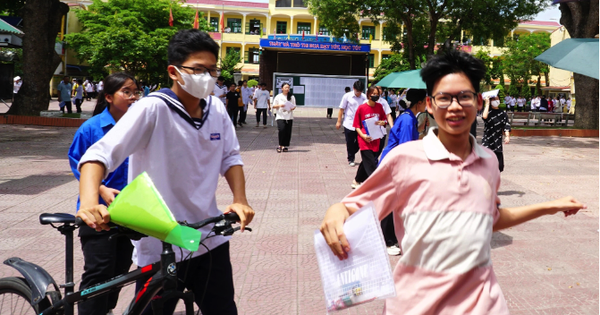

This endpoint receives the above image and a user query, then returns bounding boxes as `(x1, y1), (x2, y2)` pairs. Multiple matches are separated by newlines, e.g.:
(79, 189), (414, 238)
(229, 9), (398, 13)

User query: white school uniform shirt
(242, 86), (253, 105)
(273, 93), (295, 120)
(517, 97), (525, 107)
(79, 89), (243, 266)
(378, 97), (392, 115)
(215, 83), (227, 104)
(254, 89), (270, 109)
(508, 97), (516, 106)
(339, 91), (367, 131)
(97, 81), (104, 92)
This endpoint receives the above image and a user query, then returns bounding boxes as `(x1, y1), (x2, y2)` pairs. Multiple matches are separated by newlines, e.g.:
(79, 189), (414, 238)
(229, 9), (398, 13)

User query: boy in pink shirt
(320, 50), (585, 315)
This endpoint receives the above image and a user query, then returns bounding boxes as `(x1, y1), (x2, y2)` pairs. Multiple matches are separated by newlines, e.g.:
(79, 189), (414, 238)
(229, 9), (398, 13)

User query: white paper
(293, 86), (305, 94)
(314, 202), (396, 313)
(481, 89), (499, 99)
(362, 117), (385, 140)
(283, 101), (296, 111)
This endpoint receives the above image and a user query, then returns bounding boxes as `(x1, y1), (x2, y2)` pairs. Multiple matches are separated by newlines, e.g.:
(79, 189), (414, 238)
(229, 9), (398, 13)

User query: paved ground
(0, 103), (597, 314)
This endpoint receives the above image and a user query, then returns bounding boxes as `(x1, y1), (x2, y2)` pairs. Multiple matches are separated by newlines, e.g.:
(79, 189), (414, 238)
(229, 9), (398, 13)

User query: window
(276, 21), (287, 34)
(247, 48), (260, 64)
(318, 26), (330, 36)
(226, 18), (242, 33)
(382, 27), (388, 41)
(276, 0), (292, 7)
(247, 19), (262, 35)
(297, 22), (311, 34)
(293, 0), (306, 7)
(362, 26), (375, 40)
(382, 55), (391, 61)
(368, 54), (374, 68)
(210, 17), (219, 32)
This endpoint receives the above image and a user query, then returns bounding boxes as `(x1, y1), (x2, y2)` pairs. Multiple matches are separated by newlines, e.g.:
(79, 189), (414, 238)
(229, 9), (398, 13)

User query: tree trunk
(7, 0), (69, 116)
(427, 17), (438, 57)
(403, 17), (416, 70)
(559, 0), (599, 129)
(573, 73), (599, 129)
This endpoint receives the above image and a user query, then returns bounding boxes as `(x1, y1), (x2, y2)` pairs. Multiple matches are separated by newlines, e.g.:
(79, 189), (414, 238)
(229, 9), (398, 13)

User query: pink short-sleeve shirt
(342, 128), (508, 315)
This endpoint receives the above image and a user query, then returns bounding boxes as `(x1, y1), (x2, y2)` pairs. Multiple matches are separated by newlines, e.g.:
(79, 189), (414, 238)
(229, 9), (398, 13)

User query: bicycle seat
(39, 213), (76, 225)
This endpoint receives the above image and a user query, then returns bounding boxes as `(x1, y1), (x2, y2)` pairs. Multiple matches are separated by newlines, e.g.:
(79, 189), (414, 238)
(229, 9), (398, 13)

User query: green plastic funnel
(108, 172), (201, 252)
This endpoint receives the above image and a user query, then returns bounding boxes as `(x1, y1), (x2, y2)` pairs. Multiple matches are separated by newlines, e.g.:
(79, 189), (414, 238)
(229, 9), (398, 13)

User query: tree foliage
(306, 0), (546, 70)
(372, 53), (416, 83)
(474, 49), (503, 88)
(65, 0), (209, 85)
(502, 32), (550, 91)
(219, 50), (241, 85)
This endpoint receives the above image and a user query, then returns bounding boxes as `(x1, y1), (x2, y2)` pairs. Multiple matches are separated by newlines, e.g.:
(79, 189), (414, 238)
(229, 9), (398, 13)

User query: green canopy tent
(376, 69), (426, 89)
(534, 38), (599, 80)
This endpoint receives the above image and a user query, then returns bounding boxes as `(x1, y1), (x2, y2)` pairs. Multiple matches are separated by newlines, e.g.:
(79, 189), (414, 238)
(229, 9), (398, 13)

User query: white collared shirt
(79, 90), (243, 266)
(339, 91), (367, 131)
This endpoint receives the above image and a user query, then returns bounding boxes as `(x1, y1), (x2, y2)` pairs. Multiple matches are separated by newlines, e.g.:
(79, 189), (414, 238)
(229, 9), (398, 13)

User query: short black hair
(238, 80), (243, 86)
(345, 86), (351, 93)
(168, 29), (220, 65)
(353, 80), (364, 92)
(260, 82), (266, 86)
(217, 76), (225, 82)
(420, 49), (486, 95)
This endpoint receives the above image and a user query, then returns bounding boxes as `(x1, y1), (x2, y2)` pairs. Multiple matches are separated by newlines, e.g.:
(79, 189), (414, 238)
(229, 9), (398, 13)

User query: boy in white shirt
(76, 29), (254, 315)
(337, 81), (367, 167)
(253, 82), (271, 127)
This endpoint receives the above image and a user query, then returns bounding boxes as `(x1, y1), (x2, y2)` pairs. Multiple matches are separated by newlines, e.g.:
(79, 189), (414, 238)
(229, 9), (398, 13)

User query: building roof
(0, 18), (23, 35)
(519, 20), (561, 27)
(186, 0), (268, 8)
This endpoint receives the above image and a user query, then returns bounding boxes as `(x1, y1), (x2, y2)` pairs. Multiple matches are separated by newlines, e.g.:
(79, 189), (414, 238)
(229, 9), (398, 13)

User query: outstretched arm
(493, 196), (585, 231)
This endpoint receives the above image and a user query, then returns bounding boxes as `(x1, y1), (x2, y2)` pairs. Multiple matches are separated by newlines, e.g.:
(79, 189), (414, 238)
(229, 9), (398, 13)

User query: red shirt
(353, 102), (387, 152)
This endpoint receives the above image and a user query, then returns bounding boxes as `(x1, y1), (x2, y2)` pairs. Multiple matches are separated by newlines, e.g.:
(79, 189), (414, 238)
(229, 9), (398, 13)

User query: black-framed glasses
(176, 65), (220, 78)
(431, 91), (477, 108)
(120, 90), (143, 99)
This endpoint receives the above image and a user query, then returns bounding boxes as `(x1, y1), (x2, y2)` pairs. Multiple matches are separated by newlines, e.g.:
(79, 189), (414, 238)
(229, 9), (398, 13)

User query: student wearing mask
(69, 72), (140, 315)
(482, 95), (510, 172)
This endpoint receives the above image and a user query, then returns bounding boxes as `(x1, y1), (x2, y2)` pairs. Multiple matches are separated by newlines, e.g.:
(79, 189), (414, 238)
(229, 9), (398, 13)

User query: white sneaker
(351, 180), (361, 189)
(387, 245), (401, 256)
(349, 161), (356, 167)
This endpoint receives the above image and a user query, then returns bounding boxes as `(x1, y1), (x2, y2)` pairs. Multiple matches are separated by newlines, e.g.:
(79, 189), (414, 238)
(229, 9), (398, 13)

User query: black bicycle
(0, 211), (250, 314)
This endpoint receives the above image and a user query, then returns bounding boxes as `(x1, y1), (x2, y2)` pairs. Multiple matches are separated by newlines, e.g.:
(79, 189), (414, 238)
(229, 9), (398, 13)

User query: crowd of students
(503, 94), (573, 113)
(67, 29), (584, 315)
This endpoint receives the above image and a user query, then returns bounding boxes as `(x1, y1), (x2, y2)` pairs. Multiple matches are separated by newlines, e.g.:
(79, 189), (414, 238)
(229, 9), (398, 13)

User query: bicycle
(0, 211), (251, 315)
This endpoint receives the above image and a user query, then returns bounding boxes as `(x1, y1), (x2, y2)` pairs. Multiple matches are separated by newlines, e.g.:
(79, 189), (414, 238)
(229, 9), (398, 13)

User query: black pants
(494, 150), (504, 172)
(136, 242), (236, 315)
(277, 119), (293, 147)
(381, 213), (398, 246)
(74, 98), (82, 113)
(354, 150), (378, 182)
(343, 128), (359, 163)
(256, 108), (268, 125)
(326, 108), (333, 118)
(390, 109), (397, 122)
(239, 107), (247, 123)
(517, 106), (523, 112)
(63, 101), (73, 114)
(78, 226), (134, 315)
(227, 106), (238, 126)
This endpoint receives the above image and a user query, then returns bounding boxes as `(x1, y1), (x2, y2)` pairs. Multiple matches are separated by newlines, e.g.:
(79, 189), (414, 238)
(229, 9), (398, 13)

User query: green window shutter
(362, 26), (375, 40)
(368, 54), (374, 68)
(297, 22), (311, 34)
(276, 21), (287, 34)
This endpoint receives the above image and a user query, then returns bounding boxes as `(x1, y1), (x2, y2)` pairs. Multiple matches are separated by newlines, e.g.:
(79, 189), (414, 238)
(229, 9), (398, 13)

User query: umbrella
(376, 69), (426, 89)
(534, 38), (599, 80)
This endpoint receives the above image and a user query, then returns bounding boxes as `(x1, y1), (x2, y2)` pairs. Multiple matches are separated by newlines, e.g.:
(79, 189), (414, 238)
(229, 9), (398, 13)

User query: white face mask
(491, 100), (500, 107)
(175, 67), (215, 100)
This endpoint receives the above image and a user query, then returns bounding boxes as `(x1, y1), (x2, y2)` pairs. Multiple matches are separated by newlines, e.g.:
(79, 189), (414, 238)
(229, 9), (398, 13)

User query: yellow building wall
(549, 27), (574, 93)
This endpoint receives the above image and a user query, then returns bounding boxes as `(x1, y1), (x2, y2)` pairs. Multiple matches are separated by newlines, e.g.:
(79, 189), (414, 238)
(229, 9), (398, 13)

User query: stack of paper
(314, 203), (396, 313)
(283, 101), (296, 111)
(362, 117), (385, 140)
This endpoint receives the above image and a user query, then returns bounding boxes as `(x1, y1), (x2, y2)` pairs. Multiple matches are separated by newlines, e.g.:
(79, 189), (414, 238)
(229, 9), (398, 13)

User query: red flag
(168, 7), (173, 27)
(316, 31), (318, 41)
(302, 30), (305, 40)
(220, 12), (224, 33)
(193, 10), (199, 29)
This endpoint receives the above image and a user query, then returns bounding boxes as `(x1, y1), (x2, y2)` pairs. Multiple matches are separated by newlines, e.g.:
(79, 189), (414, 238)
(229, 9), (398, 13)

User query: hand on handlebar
(224, 203), (254, 232)
(76, 204), (111, 232)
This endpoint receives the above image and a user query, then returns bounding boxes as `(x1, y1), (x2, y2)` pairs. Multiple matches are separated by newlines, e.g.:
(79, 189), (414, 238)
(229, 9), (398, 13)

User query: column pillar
(290, 16), (294, 34)
(242, 13), (247, 38)
(313, 16), (317, 35)
(265, 13), (270, 36)
(379, 20), (384, 43)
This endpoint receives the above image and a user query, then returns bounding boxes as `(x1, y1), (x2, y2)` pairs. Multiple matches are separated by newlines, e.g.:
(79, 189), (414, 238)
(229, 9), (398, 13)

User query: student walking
(336, 81), (366, 167)
(253, 83), (270, 127)
(57, 76), (73, 113)
(272, 82), (296, 152)
(73, 78), (84, 113)
(76, 29), (254, 315)
(68, 72), (139, 315)
(351, 86), (387, 187)
(240, 80), (252, 125)
(226, 83), (242, 127)
(482, 95), (511, 172)
(319, 50), (585, 315)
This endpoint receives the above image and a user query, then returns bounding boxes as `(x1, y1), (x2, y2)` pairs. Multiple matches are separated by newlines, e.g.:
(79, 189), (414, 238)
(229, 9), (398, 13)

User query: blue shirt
(379, 110), (419, 163)
(57, 81), (72, 102)
(68, 107), (129, 210)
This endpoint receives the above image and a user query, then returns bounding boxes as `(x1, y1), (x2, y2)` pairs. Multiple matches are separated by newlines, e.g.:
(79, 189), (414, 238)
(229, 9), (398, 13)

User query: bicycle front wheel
(0, 277), (40, 314)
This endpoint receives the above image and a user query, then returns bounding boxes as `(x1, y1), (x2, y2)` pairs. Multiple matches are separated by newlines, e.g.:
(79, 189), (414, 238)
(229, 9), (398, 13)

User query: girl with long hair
(272, 82), (296, 153)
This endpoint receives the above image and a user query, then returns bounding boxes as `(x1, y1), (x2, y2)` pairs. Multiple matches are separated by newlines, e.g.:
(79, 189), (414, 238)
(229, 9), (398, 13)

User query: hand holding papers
(314, 203), (396, 313)
(362, 117), (385, 140)
(481, 89), (499, 99)
(283, 100), (296, 111)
